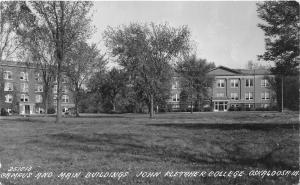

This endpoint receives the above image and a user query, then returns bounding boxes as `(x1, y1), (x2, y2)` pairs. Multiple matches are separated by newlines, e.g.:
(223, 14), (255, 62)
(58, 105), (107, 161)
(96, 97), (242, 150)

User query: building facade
(208, 66), (276, 111)
(167, 66), (276, 112)
(0, 61), (75, 115)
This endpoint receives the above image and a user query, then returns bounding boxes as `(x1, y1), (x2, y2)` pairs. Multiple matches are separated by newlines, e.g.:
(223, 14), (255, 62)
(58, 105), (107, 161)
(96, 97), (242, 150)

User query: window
(230, 93), (238, 100)
(216, 93), (225, 98)
(62, 85), (68, 93)
(53, 95), (57, 103)
(35, 73), (42, 82)
(7, 108), (12, 114)
(261, 79), (269, 87)
(20, 72), (29, 81)
(261, 103), (270, 108)
(4, 71), (12, 80)
(20, 83), (29, 92)
(230, 79), (239, 88)
(35, 85), (43, 92)
(62, 76), (67, 83)
(53, 85), (57, 94)
(261, 92), (270, 100)
(35, 95), (43, 103)
(172, 94), (179, 102)
(245, 79), (253, 87)
(62, 95), (69, 103)
(172, 81), (179, 89)
(172, 104), (180, 109)
(245, 92), (253, 100)
(5, 94), (13, 103)
(20, 94), (29, 102)
(4, 82), (13, 91)
(217, 79), (225, 88)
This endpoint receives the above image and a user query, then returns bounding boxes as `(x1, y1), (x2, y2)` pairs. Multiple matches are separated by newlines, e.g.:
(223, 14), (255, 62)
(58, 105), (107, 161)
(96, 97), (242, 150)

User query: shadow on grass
(0, 117), (48, 123)
(41, 132), (298, 170)
(148, 123), (299, 131)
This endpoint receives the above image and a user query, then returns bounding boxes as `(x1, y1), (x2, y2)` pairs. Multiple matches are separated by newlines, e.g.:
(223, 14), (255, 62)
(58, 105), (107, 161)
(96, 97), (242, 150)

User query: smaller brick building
(167, 66), (276, 112)
(208, 66), (276, 111)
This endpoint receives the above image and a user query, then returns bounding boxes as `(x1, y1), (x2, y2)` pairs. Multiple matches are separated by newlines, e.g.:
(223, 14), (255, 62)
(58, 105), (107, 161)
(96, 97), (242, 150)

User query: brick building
(0, 61), (74, 115)
(167, 66), (276, 111)
(208, 66), (276, 111)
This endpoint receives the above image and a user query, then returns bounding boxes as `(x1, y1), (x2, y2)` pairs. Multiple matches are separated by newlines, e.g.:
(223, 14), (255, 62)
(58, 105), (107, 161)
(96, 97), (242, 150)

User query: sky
(90, 1), (267, 69)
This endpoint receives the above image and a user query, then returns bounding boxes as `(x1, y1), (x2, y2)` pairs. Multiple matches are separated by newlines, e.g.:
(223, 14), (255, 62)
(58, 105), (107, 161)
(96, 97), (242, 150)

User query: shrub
(47, 107), (56, 114)
(1, 108), (9, 116)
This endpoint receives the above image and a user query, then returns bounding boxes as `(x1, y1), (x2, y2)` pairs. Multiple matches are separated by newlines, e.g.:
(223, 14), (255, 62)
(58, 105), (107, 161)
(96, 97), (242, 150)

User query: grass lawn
(0, 111), (299, 185)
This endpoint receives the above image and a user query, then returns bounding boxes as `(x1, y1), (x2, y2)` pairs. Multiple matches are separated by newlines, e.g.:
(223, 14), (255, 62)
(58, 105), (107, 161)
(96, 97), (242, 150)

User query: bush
(1, 108), (9, 116)
(203, 106), (211, 112)
(47, 107), (56, 114)
(228, 106), (241, 111)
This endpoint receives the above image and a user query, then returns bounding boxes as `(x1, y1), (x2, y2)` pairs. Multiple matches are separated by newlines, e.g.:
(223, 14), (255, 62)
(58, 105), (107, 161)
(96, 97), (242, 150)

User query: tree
(65, 41), (106, 117)
(17, 21), (56, 114)
(0, 1), (22, 61)
(176, 55), (215, 113)
(89, 68), (127, 112)
(104, 22), (191, 118)
(15, 1), (94, 122)
(246, 60), (269, 70)
(257, 1), (299, 75)
(257, 1), (300, 111)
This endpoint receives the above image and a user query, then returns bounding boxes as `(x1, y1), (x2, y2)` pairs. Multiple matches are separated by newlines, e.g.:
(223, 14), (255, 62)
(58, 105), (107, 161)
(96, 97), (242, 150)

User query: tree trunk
(75, 99), (79, 117)
(56, 71), (62, 123)
(44, 92), (48, 114)
(190, 100), (193, 114)
(112, 101), (116, 112)
(149, 94), (154, 118)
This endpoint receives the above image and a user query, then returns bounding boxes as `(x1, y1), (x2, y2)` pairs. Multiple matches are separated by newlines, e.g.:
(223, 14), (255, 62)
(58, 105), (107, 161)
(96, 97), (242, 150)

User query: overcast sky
(90, 1), (268, 69)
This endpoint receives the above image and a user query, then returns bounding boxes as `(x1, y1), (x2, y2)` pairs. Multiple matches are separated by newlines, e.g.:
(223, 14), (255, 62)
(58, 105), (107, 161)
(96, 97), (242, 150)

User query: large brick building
(0, 61), (74, 115)
(168, 66), (276, 111)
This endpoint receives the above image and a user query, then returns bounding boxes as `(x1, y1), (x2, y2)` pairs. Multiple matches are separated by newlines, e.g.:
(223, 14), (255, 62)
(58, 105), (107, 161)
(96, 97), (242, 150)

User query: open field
(0, 111), (299, 185)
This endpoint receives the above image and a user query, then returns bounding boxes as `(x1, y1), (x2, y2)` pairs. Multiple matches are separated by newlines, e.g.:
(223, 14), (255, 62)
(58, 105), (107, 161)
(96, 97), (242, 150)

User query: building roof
(208, 66), (271, 76)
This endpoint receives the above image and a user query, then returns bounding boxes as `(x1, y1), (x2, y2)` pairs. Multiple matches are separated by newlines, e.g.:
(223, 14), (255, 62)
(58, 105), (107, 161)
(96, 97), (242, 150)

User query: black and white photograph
(0, 1), (299, 185)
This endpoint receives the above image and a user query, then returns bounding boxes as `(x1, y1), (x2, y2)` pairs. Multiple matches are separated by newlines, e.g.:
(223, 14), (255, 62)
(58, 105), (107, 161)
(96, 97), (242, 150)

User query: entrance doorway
(25, 105), (30, 114)
(214, 101), (228, 111)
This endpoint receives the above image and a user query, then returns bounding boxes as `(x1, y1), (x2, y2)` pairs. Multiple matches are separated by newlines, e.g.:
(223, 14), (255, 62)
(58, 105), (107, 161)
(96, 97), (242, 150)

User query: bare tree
(16, 1), (94, 122)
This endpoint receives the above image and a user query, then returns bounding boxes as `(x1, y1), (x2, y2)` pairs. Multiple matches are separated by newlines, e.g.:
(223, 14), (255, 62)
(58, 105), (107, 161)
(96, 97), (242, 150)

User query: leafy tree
(257, 1), (299, 111)
(257, 1), (299, 75)
(246, 60), (269, 70)
(176, 55), (215, 113)
(15, 1), (94, 122)
(65, 41), (106, 117)
(104, 22), (191, 117)
(89, 68), (127, 113)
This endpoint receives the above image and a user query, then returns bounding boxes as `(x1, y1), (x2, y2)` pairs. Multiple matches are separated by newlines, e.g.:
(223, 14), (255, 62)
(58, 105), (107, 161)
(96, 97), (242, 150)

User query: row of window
(3, 71), (68, 83)
(4, 83), (69, 93)
(53, 95), (69, 103)
(4, 71), (38, 81)
(4, 83), (43, 92)
(217, 79), (269, 88)
(230, 103), (270, 108)
(216, 92), (270, 100)
(4, 94), (70, 103)
(53, 85), (69, 94)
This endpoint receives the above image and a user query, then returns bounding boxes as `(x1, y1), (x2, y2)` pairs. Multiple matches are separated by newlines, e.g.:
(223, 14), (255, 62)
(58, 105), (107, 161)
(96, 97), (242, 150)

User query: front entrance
(25, 105), (30, 114)
(214, 101), (228, 111)
(20, 104), (34, 115)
